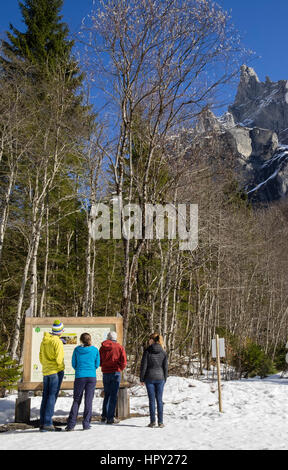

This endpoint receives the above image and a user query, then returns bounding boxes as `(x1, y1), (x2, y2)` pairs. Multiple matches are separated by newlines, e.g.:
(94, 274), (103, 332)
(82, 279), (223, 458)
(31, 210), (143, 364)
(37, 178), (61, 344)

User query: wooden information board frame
(21, 316), (123, 390)
(15, 316), (130, 423)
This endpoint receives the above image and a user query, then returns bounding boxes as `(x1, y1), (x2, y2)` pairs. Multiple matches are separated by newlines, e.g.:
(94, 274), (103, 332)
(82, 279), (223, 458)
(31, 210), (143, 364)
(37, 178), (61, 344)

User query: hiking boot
(147, 422), (156, 428)
(101, 417), (107, 423)
(158, 423), (165, 428)
(106, 418), (120, 424)
(40, 425), (57, 432)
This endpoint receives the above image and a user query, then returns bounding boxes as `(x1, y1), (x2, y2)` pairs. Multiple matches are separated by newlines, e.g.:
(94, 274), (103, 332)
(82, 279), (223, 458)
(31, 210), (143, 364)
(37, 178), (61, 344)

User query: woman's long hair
(149, 333), (165, 348)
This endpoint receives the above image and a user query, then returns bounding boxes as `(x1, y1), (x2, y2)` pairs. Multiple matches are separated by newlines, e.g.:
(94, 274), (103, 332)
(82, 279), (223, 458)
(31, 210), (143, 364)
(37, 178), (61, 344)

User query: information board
(22, 317), (123, 389)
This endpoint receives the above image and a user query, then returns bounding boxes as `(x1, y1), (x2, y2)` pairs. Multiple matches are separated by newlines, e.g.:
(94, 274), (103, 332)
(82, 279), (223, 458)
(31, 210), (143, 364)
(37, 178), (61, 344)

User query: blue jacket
(72, 345), (100, 378)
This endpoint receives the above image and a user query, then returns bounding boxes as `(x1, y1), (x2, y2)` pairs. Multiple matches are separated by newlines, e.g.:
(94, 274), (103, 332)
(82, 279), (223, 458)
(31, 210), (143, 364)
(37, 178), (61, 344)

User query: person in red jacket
(100, 331), (127, 424)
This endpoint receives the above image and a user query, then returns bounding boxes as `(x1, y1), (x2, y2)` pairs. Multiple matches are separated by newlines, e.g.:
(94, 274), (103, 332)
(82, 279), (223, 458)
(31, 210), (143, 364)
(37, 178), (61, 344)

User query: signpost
(212, 335), (225, 413)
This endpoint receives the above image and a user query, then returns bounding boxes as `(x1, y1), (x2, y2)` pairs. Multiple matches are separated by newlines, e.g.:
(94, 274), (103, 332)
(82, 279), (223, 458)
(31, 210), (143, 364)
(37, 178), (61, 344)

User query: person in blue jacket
(66, 333), (100, 431)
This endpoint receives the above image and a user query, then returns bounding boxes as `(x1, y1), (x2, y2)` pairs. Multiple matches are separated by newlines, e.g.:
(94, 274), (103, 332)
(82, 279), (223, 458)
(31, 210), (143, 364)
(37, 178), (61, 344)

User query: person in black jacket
(140, 333), (168, 428)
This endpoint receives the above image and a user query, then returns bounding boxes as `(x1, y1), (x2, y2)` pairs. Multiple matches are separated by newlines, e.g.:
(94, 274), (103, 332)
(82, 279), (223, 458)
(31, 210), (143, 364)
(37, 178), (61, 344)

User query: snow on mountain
(179, 67), (288, 202)
(229, 65), (288, 146)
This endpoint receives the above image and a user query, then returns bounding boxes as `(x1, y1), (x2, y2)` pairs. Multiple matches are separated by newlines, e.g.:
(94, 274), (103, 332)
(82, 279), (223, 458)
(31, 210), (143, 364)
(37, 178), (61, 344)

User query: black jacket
(140, 343), (168, 383)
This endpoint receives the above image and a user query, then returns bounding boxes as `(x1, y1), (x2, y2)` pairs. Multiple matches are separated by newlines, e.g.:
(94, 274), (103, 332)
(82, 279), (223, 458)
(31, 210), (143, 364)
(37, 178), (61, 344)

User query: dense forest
(1, 0), (288, 379)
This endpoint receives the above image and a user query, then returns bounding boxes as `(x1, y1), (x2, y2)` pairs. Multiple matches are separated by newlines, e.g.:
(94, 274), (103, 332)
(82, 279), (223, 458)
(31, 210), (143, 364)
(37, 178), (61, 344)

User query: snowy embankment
(1, 375), (288, 450)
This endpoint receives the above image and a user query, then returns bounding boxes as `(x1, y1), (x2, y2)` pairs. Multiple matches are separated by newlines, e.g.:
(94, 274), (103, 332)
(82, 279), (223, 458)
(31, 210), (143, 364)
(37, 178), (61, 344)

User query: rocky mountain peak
(229, 65), (288, 143)
(189, 65), (288, 202)
(171, 66), (288, 203)
(231, 65), (261, 108)
(240, 64), (260, 85)
(195, 107), (221, 134)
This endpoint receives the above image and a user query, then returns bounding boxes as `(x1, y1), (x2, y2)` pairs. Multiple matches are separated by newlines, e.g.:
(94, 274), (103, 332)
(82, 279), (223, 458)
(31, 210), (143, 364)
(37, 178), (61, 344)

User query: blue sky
(0, 0), (287, 103)
(0, 0), (93, 39)
(219, 0), (288, 83)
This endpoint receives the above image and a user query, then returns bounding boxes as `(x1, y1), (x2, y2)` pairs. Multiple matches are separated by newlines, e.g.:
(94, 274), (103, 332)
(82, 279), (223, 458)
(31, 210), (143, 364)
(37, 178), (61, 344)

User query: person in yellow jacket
(39, 320), (65, 432)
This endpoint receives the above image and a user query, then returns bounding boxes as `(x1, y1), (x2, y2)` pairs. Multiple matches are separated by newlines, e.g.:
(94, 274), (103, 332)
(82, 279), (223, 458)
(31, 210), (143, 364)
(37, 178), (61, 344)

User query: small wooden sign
(212, 338), (225, 358)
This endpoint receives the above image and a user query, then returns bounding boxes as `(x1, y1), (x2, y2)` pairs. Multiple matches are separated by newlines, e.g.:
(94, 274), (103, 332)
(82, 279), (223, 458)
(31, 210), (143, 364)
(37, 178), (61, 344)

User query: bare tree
(84, 0), (245, 346)
(80, 126), (107, 317)
(0, 64), (38, 264)
(10, 62), (88, 358)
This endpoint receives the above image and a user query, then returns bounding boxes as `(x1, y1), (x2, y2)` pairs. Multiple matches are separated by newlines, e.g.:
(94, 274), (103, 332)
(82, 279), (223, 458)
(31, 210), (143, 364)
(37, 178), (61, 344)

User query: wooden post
(116, 386), (130, 419)
(216, 334), (223, 413)
(15, 390), (31, 424)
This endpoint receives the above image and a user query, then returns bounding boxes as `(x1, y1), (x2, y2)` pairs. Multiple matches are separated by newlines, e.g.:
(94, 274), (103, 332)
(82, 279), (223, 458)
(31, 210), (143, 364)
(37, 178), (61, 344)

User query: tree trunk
(0, 166), (16, 265)
(39, 204), (50, 318)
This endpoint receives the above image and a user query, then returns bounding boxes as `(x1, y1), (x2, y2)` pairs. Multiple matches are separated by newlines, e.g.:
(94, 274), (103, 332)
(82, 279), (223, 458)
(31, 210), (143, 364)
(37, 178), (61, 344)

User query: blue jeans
(67, 377), (96, 429)
(102, 372), (121, 421)
(145, 380), (165, 424)
(40, 370), (64, 427)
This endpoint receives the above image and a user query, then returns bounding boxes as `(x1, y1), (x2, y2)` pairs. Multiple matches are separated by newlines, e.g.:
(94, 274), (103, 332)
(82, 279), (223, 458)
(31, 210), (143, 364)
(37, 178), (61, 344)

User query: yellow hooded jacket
(39, 332), (65, 376)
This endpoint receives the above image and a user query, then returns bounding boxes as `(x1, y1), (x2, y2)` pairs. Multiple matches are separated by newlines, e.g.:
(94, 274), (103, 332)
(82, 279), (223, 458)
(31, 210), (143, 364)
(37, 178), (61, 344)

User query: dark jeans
(102, 372), (121, 421)
(67, 377), (97, 429)
(40, 370), (64, 427)
(145, 380), (165, 424)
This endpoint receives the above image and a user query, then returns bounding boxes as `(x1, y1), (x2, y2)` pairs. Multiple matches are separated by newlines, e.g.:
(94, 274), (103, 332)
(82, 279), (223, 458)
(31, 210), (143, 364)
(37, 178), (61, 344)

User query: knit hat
(51, 319), (64, 335)
(107, 331), (117, 341)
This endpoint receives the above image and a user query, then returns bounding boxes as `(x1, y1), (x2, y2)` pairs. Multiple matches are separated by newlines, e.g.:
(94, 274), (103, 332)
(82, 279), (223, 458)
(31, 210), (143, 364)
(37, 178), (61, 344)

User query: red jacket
(100, 340), (127, 373)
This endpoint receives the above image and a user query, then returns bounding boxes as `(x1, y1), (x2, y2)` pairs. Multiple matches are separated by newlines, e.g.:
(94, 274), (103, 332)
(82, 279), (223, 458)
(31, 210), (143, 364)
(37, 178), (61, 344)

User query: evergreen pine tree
(0, 0), (90, 132)
(0, 346), (22, 397)
(0, 0), (93, 336)
(2, 0), (76, 73)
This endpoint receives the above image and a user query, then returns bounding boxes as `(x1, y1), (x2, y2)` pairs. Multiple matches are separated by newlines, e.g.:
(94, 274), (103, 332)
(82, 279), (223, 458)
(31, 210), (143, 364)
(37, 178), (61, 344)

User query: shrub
(0, 346), (22, 397)
(273, 344), (288, 372)
(216, 328), (276, 379)
(236, 341), (276, 379)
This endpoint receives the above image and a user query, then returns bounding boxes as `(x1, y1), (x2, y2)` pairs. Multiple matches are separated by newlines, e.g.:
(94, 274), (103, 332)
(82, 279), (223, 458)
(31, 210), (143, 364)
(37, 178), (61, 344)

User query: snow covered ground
(1, 374), (288, 450)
